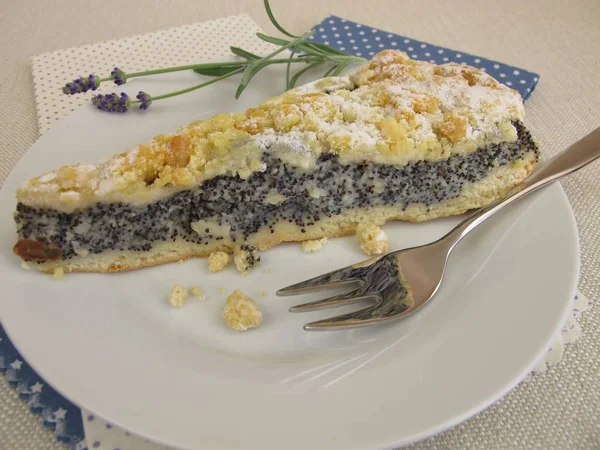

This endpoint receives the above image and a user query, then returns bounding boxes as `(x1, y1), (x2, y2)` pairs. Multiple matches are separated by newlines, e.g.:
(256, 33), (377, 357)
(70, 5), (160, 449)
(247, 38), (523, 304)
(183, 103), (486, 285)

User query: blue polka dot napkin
(308, 15), (539, 101)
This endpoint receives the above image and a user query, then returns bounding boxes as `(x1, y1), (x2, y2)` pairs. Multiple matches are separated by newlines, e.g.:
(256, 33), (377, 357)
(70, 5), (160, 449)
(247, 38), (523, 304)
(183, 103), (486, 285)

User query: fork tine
(303, 304), (405, 331)
(289, 291), (378, 312)
(276, 266), (360, 297)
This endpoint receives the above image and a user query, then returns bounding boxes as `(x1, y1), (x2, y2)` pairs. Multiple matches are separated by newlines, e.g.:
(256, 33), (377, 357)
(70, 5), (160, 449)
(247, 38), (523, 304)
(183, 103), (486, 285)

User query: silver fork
(277, 127), (600, 331)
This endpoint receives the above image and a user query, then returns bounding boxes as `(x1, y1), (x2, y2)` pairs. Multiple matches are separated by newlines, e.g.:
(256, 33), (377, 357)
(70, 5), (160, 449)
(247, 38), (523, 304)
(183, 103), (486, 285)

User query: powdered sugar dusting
(253, 130), (312, 155)
(38, 172), (56, 183)
(294, 76), (356, 94)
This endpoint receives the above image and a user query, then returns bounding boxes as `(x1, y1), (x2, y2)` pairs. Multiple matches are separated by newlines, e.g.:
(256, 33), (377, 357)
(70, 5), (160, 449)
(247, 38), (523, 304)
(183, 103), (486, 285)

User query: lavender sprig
(92, 67), (245, 113)
(61, 60), (251, 96)
(62, 74), (101, 95)
(111, 67), (126, 86)
(62, 0), (366, 113)
(136, 91), (152, 110)
(91, 92), (131, 113)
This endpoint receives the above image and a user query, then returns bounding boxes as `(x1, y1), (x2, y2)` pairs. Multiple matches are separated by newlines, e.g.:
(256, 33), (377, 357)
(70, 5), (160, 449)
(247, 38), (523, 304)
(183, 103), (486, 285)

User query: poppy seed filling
(14, 121), (537, 262)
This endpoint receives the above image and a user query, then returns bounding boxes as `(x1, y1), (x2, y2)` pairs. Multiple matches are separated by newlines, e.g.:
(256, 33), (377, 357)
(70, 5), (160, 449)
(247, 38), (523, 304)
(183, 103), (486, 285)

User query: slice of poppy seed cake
(13, 50), (539, 273)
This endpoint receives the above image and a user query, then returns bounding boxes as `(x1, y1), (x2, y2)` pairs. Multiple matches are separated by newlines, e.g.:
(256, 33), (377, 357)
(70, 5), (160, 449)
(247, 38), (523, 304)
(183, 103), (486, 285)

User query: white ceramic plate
(0, 66), (579, 450)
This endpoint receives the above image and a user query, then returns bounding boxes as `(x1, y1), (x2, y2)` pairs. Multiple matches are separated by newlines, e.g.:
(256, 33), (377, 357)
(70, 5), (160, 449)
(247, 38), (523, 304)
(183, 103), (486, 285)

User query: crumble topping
(168, 284), (188, 307)
(301, 237), (329, 253)
(18, 50), (525, 213)
(207, 251), (231, 272)
(222, 289), (263, 331)
(357, 222), (389, 255)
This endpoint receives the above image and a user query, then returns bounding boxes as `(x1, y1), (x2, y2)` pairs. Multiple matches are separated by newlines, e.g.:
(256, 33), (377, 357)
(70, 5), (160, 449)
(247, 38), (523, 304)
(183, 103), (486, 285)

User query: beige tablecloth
(1, 0), (599, 449)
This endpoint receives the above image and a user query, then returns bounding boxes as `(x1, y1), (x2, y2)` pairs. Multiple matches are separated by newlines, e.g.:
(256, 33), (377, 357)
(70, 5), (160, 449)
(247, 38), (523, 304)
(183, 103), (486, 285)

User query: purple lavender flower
(62, 74), (100, 95)
(91, 92), (131, 113)
(111, 67), (126, 86)
(136, 91), (152, 110)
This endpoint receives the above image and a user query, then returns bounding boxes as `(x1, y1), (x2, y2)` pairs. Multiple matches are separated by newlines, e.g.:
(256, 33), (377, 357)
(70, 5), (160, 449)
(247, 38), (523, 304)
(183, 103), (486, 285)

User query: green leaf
(256, 33), (290, 47)
(256, 33), (353, 62)
(322, 64), (339, 77)
(304, 42), (350, 57)
(193, 65), (244, 76)
(285, 51), (296, 90)
(289, 61), (323, 88)
(230, 47), (260, 60)
(264, 0), (298, 38)
(236, 60), (272, 98)
(332, 60), (354, 76)
(236, 30), (314, 98)
(292, 53), (326, 64)
(294, 44), (328, 57)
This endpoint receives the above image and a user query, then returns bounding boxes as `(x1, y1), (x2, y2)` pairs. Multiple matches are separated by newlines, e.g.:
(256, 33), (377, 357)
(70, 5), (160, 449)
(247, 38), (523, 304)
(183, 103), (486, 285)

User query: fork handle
(441, 126), (600, 251)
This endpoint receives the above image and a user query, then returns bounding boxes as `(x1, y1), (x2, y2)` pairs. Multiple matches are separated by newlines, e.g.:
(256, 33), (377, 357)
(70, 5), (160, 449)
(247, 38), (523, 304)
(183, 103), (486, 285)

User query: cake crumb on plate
(301, 237), (328, 253)
(168, 284), (188, 307)
(233, 245), (260, 273)
(190, 285), (205, 299)
(222, 290), (263, 331)
(357, 222), (389, 255)
(208, 252), (231, 272)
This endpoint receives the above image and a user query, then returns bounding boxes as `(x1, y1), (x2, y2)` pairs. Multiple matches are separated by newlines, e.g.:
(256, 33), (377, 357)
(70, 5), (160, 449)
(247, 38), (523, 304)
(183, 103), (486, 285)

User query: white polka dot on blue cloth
(310, 15), (539, 100)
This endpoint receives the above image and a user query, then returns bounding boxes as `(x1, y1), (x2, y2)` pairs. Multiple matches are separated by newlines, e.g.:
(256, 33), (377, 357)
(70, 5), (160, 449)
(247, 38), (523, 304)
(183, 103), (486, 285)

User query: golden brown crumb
(301, 238), (329, 253)
(356, 223), (390, 255)
(257, 289), (266, 297)
(164, 135), (191, 168)
(208, 252), (231, 272)
(52, 267), (64, 280)
(168, 284), (188, 307)
(222, 290), (263, 331)
(190, 285), (205, 299)
(435, 112), (468, 143)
